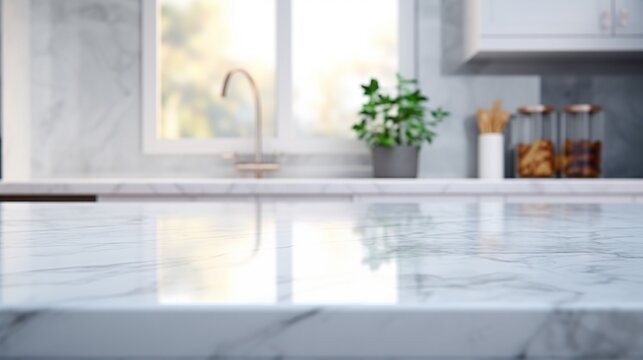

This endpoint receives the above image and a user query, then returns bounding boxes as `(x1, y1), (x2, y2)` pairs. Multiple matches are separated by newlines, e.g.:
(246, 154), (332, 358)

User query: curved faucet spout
(221, 68), (264, 172)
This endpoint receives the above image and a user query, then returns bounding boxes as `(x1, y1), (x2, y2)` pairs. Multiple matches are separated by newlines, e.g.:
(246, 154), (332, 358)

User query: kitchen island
(0, 200), (642, 359)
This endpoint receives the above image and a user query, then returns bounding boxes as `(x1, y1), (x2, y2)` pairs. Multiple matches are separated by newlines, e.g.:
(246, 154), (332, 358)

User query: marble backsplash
(26, 0), (643, 179)
(418, 0), (540, 178)
(31, 0), (255, 179)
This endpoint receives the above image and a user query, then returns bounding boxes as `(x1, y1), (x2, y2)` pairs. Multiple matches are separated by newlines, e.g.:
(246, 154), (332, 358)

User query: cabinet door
(614, 0), (643, 35)
(481, 0), (612, 36)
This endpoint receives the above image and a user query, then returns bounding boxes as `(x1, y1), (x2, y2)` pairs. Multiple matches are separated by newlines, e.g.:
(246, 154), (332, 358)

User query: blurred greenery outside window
(158, 0), (399, 145)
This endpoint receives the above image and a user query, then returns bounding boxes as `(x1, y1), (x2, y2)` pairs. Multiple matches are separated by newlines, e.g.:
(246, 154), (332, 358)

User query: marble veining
(0, 201), (642, 358)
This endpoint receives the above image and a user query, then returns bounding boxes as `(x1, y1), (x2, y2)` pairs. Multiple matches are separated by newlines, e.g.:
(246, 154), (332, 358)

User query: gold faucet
(221, 69), (280, 178)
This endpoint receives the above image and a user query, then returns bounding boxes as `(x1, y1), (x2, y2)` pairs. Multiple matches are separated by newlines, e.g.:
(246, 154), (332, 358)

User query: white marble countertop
(1, 178), (643, 197)
(1, 200), (642, 359)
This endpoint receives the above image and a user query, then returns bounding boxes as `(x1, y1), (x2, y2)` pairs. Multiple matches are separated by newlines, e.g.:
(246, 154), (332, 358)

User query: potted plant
(352, 74), (449, 178)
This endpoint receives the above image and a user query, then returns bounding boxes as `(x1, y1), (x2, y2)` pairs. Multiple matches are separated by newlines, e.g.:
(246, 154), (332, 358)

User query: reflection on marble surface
(1, 201), (643, 307)
(1, 200), (643, 358)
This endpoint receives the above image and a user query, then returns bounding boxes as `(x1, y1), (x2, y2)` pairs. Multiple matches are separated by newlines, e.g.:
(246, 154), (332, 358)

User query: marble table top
(1, 200), (642, 359)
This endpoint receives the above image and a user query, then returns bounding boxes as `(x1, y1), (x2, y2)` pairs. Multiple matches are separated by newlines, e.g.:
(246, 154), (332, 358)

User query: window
(158, 0), (276, 140)
(143, 0), (416, 154)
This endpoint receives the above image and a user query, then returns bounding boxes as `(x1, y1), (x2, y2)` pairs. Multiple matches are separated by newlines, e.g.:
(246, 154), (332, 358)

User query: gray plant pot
(372, 145), (420, 178)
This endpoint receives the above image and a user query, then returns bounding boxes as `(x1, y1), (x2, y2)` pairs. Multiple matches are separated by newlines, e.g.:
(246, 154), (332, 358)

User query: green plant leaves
(377, 94), (395, 105)
(377, 133), (396, 147)
(361, 79), (380, 97)
(353, 74), (449, 148)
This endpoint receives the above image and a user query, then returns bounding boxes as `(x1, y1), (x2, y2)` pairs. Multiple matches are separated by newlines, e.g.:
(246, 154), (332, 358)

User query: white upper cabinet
(464, 0), (643, 60)
(481, 0), (612, 36)
(614, 0), (643, 35)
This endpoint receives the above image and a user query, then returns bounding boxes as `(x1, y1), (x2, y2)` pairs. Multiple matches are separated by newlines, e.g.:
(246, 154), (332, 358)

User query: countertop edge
(0, 179), (642, 196)
(1, 306), (642, 358)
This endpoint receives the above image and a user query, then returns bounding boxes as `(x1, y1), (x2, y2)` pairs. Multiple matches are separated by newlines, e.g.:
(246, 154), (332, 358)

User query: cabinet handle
(600, 10), (612, 30)
(618, 8), (630, 28)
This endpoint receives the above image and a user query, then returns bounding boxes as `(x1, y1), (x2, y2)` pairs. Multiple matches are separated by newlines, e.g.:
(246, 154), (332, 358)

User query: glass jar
(561, 104), (604, 178)
(512, 105), (557, 178)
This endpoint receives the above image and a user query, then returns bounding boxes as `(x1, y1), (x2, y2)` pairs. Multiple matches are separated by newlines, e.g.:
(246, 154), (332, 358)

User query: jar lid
(517, 105), (555, 115)
(564, 104), (602, 114)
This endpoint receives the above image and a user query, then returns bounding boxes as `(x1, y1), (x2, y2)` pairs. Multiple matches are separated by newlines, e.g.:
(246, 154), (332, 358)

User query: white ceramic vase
(478, 134), (505, 179)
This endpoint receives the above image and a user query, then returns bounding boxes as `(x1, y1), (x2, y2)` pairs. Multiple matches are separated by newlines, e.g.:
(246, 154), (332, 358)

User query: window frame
(142, 0), (417, 155)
